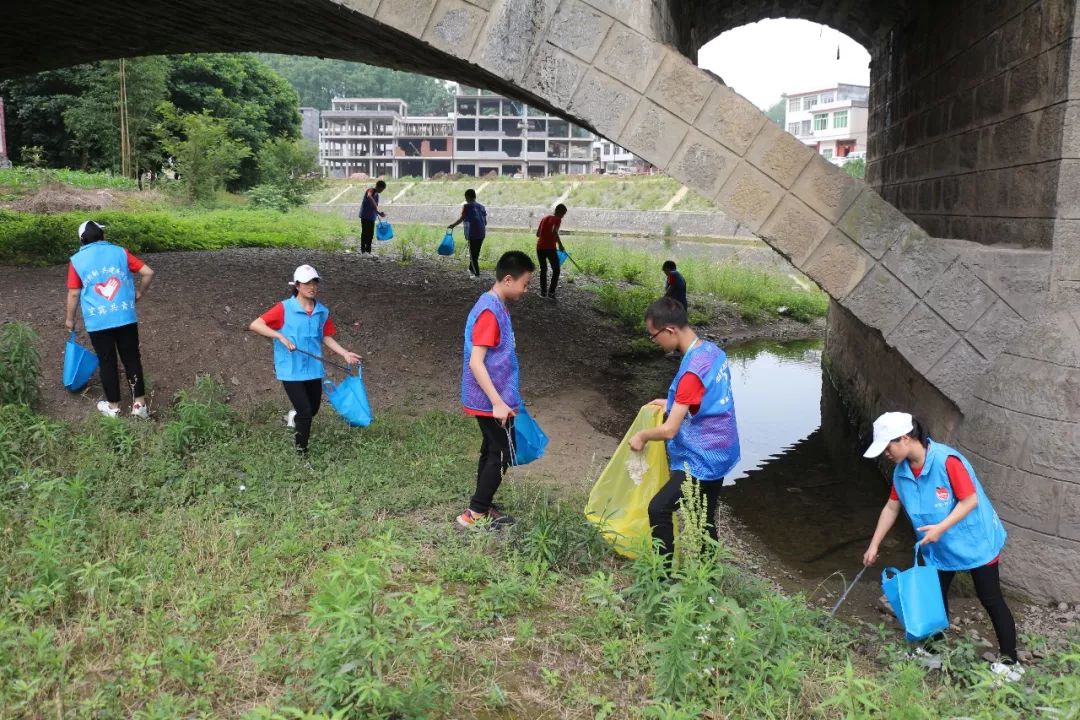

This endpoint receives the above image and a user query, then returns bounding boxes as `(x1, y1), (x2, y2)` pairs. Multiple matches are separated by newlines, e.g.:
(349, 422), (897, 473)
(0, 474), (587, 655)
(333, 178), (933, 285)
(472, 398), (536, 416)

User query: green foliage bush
(0, 321), (41, 407)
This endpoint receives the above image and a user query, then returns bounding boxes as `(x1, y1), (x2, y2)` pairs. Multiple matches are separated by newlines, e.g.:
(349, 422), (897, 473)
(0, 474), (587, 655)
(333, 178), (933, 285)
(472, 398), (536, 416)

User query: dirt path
(3, 246), (818, 489)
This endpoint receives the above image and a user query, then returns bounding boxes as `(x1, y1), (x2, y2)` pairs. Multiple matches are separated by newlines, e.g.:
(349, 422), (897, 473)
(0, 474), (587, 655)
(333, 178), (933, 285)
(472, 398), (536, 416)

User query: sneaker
(990, 659), (1025, 683)
(456, 508), (491, 528)
(96, 401), (120, 418)
(285, 410), (297, 428)
(487, 506), (517, 526)
(131, 402), (149, 419)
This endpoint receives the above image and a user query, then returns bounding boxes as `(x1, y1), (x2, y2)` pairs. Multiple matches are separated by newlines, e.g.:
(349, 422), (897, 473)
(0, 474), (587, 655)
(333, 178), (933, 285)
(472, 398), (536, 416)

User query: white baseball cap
(863, 412), (915, 458)
(78, 220), (105, 239)
(290, 264), (320, 284)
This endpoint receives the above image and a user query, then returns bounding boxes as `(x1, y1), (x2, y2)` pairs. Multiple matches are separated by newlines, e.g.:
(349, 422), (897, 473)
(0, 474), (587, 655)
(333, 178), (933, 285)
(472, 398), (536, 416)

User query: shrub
(0, 321), (41, 407)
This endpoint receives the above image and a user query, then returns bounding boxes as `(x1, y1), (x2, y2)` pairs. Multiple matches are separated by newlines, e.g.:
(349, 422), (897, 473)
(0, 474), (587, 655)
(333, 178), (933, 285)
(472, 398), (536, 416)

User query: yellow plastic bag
(585, 405), (670, 558)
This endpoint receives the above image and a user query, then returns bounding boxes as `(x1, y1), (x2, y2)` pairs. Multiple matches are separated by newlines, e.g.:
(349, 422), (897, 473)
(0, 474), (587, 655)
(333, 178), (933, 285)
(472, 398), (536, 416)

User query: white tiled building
(592, 139), (653, 174)
(783, 83), (869, 165)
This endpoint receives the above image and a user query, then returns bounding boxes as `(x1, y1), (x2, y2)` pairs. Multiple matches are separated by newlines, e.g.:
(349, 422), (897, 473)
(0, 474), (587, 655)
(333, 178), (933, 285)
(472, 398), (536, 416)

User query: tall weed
(0, 321), (41, 407)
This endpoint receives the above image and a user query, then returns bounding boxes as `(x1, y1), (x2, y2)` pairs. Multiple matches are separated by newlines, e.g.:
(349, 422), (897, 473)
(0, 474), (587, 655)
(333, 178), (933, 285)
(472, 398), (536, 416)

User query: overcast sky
(697, 19), (872, 110)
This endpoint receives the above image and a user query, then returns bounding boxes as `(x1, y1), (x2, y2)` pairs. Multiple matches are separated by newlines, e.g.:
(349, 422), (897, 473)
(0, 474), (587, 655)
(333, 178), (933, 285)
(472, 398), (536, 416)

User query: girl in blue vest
(862, 411), (1021, 678)
(447, 188), (488, 279)
(458, 251), (534, 527)
(64, 220), (156, 419)
(629, 297), (741, 559)
(249, 265), (360, 453)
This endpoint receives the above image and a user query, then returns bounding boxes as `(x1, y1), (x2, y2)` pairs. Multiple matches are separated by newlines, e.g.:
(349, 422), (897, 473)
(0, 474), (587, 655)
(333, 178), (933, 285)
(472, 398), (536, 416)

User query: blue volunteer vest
(461, 291), (521, 413)
(272, 296), (329, 381)
(360, 190), (380, 221)
(665, 340), (741, 480)
(463, 201), (487, 241)
(69, 241), (139, 332)
(892, 440), (1007, 571)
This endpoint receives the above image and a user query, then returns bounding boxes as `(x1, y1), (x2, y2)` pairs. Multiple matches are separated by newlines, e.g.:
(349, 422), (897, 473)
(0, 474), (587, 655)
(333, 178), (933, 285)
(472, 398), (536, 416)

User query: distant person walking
(536, 203), (567, 300)
(65, 220), (155, 419)
(448, 188), (488, 279)
(359, 180), (386, 254)
(663, 260), (688, 311)
(249, 265), (361, 454)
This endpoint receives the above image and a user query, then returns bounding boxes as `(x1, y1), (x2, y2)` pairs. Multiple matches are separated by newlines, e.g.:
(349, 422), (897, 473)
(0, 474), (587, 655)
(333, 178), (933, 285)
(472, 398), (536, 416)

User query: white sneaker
(286, 410), (297, 428)
(990, 660), (1025, 683)
(96, 401), (120, 418)
(131, 402), (149, 419)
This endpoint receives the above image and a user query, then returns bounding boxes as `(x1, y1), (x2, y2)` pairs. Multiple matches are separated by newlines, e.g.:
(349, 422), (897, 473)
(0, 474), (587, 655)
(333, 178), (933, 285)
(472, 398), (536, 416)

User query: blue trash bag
(881, 543), (950, 641)
(437, 229), (455, 256)
(322, 365), (373, 427)
(513, 406), (548, 466)
(63, 331), (99, 392)
(376, 219), (394, 241)
(557, 250), (569, 265)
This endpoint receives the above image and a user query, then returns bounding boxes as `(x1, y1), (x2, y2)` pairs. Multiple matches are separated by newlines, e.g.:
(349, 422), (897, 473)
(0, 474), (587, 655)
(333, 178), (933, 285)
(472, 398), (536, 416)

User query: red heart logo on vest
(94, 276), (121, 301)
(935, 486), (949, 501)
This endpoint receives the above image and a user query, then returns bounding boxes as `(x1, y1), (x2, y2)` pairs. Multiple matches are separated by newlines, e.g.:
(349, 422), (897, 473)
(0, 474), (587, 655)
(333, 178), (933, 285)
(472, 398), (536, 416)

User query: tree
(0, 66), (89, 167)
(249, 137), (322, 210)
(765, 98), (786, 127)
(842, 156), (866, 179)
(158, 107), (251, 204)
(257, 54), (454, 114)
(168, 54), (301, 189)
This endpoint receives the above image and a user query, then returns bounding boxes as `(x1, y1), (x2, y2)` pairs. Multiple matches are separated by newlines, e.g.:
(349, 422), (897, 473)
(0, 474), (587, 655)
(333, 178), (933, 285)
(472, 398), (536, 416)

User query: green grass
(0, 207), (354, 266)
(1, 373), (1078, 718)
(673, 188), (719, 212)
(0, 167), (138, 199)
(568, 177), (683, 210)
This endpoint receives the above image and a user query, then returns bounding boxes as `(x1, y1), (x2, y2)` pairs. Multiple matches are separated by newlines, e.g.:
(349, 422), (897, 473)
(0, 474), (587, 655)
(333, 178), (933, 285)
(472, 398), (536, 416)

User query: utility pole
(118, 59), (132, 179)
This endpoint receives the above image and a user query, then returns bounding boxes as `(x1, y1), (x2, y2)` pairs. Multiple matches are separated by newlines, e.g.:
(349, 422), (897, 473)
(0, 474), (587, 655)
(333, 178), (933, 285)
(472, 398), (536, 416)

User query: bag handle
(881, 567), (900, 584)
(913, 541), (929, 567)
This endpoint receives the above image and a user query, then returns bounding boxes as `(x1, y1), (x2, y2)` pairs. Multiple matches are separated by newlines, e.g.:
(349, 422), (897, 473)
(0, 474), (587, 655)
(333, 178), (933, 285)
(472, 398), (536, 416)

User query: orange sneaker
(456, 509), (489, 528)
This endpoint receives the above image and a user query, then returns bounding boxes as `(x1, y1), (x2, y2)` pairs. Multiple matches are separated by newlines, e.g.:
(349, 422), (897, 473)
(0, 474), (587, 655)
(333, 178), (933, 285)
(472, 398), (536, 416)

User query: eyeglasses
(648, 326), (670, 341)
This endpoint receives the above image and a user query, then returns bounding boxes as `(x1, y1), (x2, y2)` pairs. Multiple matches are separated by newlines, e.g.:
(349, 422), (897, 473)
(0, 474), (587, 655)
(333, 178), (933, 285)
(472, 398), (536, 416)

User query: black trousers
(470, 415), (516, 513)
(537, 248), (561, 296)
(282, 379), (323, 452)
(939, 562), (1018, 661)
(88, 322), (145, 403)
(468, 237), (484, 276)
(648, 470), (723, 558)
(360, 219), (375, 253)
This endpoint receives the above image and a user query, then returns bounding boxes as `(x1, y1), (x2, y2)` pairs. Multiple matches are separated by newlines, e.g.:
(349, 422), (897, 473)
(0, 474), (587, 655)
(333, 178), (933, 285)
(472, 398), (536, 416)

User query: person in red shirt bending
(535, 203), (567, 300)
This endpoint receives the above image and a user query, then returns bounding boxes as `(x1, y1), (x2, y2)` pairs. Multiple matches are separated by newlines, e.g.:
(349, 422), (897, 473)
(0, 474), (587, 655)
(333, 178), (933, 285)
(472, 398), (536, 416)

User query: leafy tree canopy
(257, 54), (454, 115)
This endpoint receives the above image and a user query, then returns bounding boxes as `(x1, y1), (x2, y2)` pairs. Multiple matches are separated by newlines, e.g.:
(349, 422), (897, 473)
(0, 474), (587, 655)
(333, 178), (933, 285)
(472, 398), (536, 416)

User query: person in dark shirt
(662, 260), (688, 311)
(448, 188), (488, 279)
(359, 180), (387, 254)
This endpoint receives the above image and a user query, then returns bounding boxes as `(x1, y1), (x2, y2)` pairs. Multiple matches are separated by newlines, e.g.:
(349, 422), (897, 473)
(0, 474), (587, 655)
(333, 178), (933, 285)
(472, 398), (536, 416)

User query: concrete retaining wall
(311, 202), (753, 238)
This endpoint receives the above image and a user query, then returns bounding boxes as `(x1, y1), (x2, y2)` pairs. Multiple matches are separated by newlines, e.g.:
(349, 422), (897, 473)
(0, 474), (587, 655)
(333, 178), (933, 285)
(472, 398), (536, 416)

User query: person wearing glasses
(249, 264), (361, 453)
(628, 297), (741, 559)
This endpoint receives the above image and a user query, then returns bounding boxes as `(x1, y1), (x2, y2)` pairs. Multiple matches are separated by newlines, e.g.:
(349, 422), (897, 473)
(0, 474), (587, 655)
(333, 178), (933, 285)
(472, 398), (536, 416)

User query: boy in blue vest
(249, 264), (361, 453)
(458, 250), (535, 527)
(629, 297), (741, 559)
(359, 180), (387, 254)
(861, 412), (1022, 680)
(447, 188), (488, 279)
(65, 220), (156, 419)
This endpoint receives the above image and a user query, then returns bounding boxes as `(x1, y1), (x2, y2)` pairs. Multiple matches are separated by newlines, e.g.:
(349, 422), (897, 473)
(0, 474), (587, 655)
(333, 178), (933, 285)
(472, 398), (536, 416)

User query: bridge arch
(5, 0), (1078, 600)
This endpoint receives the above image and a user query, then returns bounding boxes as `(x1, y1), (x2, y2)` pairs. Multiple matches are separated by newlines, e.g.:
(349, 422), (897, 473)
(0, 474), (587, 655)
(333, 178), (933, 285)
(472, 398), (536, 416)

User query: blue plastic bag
(881, 543), (949, 641)
(557, 250), (569, 265)
(323, 365), (373, 427)
(437, 230), (455, 256)
(376, 219), (394, 241)
(63, 331), (99, 392)
(512, 407), (548, 466)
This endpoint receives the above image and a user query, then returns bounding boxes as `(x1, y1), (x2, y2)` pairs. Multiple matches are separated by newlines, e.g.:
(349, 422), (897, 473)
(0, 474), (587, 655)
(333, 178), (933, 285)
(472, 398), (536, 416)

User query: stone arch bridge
(5, 0), (1080, 600)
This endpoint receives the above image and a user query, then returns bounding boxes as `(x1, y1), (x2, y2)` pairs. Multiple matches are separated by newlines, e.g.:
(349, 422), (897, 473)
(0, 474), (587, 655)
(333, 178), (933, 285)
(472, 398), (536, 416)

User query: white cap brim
(863, 440), (889, 458)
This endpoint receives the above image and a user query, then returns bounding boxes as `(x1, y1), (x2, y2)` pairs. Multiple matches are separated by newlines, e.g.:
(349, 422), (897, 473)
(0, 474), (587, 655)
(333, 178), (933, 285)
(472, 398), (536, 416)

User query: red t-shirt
(673, 372), (705, 414)
(890, 455), (999, 565)
(259, 302), (336, 336)
(66, 250), (144, 289)
(536, 215), (562, 251)
(464, 310), (500, 417)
